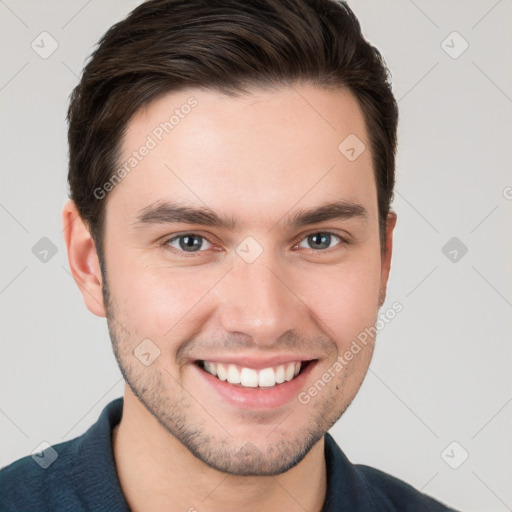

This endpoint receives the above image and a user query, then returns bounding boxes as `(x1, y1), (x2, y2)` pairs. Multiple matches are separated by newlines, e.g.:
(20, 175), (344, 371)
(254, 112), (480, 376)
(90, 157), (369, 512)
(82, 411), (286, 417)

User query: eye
(162, 230), (347, 257)
(296, 231), (343, 251)
(165, 233), (213, 254)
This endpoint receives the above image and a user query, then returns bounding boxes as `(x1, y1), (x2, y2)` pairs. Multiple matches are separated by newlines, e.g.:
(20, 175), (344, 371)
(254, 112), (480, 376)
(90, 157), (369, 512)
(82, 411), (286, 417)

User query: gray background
(1, 1), (511, 510)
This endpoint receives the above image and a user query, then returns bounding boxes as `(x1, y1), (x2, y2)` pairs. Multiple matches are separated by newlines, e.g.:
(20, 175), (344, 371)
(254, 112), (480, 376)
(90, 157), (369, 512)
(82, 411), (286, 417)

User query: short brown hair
(67, 0), (398, 260)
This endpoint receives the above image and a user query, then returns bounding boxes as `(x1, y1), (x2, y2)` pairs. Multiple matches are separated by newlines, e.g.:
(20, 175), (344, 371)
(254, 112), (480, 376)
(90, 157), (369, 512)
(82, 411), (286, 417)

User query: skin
(62, 83), (396, 512)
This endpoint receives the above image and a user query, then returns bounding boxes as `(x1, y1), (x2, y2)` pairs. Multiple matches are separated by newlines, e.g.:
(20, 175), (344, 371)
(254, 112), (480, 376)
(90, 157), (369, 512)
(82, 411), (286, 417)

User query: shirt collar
(81, 397), (378, 511)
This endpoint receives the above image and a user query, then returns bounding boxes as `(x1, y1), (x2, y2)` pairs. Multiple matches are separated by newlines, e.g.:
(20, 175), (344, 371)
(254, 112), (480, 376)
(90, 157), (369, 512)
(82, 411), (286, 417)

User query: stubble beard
(101, 274), (371, 476)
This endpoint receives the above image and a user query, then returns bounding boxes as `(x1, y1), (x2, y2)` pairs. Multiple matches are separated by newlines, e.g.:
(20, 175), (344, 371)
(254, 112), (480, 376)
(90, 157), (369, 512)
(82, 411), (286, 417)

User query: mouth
(196, 359), (314, 389)
(192, 355), (319, 410)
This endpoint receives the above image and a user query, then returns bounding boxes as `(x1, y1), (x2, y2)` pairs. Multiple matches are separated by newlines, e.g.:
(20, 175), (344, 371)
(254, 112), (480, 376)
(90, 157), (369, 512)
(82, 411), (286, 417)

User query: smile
(199, 360), (309, 388)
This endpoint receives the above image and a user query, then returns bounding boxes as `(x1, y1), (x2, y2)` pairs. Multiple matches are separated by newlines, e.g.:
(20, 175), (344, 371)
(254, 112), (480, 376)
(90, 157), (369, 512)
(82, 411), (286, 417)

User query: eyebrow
(132, 199), (368, 231)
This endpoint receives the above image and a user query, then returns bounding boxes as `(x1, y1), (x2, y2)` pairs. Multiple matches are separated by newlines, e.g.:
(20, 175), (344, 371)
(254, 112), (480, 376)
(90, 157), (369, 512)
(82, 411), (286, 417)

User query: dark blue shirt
(0, 397), (460, 511)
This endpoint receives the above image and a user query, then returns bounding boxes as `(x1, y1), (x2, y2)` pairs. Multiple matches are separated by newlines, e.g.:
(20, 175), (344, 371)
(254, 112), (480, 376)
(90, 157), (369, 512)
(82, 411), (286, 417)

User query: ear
(379, 211), (397, 307)
(62, 199), (106, 317)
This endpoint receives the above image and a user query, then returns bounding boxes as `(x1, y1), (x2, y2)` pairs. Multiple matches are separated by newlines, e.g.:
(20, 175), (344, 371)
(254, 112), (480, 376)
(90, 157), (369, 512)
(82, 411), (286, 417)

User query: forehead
(107, 84), (377, 228)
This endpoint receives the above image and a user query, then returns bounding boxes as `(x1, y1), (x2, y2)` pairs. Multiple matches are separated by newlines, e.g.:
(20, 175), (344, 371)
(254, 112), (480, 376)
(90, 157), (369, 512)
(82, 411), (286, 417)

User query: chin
(186, 431), (324, 476)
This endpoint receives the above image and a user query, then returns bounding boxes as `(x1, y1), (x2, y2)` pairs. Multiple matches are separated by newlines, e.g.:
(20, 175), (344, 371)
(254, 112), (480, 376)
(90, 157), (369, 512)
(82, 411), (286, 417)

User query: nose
(213, 250), (307, 347)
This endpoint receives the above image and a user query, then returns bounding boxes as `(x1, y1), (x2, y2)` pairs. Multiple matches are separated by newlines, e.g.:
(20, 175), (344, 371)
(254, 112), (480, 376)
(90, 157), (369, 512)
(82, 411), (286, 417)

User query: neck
(112, 387), (327, 512)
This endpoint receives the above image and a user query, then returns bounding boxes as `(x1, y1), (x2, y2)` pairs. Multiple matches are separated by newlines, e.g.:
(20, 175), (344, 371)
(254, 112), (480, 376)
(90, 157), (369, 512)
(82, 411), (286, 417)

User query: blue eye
(298, 232), (342, 251)
(163, 230), (346, 257)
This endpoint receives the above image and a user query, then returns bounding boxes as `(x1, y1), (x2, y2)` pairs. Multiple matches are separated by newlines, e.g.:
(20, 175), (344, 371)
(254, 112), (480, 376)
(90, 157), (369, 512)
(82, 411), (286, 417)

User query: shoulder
(0, 436), (83, 512)
(0, 397), (125, 512)
(323, 433), (460, 511)
(354, 463), (459, 511)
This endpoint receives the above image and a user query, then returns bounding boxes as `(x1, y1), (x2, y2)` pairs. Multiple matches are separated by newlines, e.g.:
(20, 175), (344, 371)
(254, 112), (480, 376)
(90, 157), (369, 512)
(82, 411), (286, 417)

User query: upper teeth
(203, 361), (301, 388)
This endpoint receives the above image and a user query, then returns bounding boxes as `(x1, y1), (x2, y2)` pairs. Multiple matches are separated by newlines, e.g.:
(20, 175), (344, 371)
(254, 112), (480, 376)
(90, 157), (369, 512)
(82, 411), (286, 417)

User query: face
(98, 83), (394, 475)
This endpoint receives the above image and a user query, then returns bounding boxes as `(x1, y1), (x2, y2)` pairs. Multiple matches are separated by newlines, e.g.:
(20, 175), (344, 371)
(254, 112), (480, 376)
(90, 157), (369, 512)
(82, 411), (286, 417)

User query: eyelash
(161, 231), (349, 258)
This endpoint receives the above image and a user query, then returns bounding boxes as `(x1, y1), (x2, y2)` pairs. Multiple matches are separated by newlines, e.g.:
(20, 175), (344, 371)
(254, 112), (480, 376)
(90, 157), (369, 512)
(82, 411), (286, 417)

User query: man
(0, 0), (460, 510)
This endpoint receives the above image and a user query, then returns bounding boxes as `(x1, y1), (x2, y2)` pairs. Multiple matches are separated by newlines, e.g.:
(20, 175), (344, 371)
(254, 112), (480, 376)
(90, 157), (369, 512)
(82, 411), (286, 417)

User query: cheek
(105, 250), (224, 340)
(105, 237), (382, 353)
(294, 253), (381, 348)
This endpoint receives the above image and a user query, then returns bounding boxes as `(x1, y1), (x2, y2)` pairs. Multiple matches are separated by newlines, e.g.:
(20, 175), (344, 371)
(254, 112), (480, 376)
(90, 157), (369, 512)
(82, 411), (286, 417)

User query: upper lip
(193, 355), (317, 369)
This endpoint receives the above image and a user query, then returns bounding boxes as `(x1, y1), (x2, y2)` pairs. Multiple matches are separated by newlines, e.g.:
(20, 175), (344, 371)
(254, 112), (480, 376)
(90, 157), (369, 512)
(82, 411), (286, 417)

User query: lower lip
(193, 362), (317, 410)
